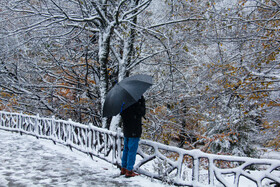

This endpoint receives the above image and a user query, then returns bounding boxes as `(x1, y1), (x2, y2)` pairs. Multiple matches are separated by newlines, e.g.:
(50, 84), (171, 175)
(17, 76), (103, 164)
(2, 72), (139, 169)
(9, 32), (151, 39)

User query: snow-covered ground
(0, 130), (171, 187)
(0, 129), (279, 187)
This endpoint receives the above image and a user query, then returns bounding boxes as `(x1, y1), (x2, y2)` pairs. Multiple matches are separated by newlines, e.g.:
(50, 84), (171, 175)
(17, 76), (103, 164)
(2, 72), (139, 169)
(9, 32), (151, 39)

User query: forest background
(0, 0), (279, 157)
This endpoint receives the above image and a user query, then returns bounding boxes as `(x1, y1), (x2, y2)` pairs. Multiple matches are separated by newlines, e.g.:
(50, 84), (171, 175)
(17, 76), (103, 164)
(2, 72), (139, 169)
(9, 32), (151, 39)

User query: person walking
(120, 96), (146, 177)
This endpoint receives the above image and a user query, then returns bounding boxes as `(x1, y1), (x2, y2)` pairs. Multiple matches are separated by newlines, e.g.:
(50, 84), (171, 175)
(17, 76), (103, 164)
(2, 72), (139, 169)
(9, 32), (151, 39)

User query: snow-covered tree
(1, 0), (279, 156)
(0, 0), (154, 129)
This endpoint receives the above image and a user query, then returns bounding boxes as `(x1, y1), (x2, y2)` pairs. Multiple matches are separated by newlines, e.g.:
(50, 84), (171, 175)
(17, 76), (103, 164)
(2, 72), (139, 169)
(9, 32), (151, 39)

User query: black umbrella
(102, 74), (153, 117)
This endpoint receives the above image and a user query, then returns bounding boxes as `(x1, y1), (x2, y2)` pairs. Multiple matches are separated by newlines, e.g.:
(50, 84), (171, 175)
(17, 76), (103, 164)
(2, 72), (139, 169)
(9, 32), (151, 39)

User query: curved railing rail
(0, 111), (279, 186)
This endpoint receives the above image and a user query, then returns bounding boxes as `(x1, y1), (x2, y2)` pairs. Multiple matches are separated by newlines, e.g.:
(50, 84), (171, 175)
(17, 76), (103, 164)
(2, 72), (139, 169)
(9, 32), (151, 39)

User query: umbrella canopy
(102, 74), (153, 117)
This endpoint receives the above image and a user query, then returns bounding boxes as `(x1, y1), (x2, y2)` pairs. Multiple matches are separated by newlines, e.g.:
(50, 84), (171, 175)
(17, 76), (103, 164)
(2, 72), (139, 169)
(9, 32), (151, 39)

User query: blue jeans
(121, 137), (140, 171)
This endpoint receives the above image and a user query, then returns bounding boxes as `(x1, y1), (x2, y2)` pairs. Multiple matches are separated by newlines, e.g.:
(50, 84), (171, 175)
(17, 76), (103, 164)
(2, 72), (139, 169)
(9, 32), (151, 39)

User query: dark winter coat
(121, 96), (146, 138)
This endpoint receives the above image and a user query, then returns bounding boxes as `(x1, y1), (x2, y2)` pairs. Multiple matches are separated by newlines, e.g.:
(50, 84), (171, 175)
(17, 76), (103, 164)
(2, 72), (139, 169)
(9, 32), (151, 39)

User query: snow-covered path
(0, 130), (168, 187)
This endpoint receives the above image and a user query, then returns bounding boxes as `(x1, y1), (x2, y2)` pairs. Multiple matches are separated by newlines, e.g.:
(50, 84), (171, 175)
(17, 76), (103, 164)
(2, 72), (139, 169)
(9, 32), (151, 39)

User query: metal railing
(0, 111), (279, 186)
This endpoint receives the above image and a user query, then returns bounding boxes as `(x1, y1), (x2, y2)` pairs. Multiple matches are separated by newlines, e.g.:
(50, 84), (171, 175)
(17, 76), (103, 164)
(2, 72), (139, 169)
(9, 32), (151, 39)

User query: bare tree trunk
(99, 26), (114, 129)
(109, 0), (140, 131)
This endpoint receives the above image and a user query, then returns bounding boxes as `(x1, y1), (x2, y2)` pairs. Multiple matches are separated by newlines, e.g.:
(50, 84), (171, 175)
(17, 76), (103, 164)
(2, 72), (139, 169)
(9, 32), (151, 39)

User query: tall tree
(0, 0), (157, 129)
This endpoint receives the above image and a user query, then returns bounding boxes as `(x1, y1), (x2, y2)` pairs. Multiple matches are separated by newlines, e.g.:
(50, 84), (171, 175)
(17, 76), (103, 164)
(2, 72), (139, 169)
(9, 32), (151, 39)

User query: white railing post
(35, 114), (40, 136)
(67, 122), (71, 144)
(19, 112), (23, 130)
(176, 154), (183, 180)
(208, 157), (215, 186)
(9, 113), (12, 128)
(97, 130), (100, 156)
(17, 113), (20, 130)
(68, 119), (73, 144)
(192, 156), (199, 184)
(117, 127), (122, 166)
(51, 116), (56, 138)
(104, 132), (107, 156)
(112, 133), (116, 164)
(88, 123), (93, 152)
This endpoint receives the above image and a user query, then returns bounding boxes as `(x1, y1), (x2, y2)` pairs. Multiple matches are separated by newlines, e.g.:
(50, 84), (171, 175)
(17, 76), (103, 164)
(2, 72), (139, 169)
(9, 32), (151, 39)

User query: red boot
(120, 168), (127, 175)
(125, 170), (139, 177)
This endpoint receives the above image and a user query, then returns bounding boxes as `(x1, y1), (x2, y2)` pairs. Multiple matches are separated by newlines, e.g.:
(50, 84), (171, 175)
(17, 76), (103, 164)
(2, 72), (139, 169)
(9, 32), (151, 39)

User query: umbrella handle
(120, 102), (125, 113)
